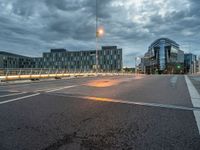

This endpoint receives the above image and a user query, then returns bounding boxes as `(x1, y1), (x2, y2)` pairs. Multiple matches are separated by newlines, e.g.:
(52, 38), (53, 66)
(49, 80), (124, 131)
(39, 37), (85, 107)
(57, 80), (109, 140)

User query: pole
(135, 57), (137, 76)
(96, 0), (98, 73)
(150, 58), (152, 74)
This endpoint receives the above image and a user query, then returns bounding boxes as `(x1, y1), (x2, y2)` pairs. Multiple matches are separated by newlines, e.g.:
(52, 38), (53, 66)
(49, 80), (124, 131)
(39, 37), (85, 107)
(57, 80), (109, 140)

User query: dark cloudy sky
(0, 0), (199, 67)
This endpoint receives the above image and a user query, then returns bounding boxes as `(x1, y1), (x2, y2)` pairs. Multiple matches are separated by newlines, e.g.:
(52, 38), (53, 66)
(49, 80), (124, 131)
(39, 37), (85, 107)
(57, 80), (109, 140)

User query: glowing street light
(97, 27), (104, 37)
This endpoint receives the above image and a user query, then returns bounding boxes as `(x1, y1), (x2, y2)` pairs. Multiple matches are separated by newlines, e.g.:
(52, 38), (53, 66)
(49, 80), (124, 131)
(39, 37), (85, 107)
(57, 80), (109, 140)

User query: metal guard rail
(0, 68), (134, 81)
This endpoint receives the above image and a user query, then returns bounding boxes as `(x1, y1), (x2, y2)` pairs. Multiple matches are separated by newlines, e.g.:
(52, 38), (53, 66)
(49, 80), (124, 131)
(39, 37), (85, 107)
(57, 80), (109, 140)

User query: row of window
(43, 50), (122, 58)
(42, 55), (121, 63)
(42, 64), (122, 70)
(0, 49), (122, 70)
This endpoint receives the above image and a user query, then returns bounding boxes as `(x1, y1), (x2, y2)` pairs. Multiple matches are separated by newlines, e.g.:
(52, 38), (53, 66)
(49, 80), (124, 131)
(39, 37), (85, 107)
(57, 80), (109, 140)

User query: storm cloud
(0, 0), (199, 67)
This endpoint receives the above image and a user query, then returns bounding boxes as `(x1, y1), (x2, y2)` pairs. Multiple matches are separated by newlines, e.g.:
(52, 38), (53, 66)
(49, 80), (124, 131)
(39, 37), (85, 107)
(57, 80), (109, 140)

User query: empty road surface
(0, 75), (200, 150)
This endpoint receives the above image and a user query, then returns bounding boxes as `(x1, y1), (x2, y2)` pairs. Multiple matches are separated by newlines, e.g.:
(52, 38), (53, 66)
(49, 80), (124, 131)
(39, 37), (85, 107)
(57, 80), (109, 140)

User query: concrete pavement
(0, 75), (200, 150)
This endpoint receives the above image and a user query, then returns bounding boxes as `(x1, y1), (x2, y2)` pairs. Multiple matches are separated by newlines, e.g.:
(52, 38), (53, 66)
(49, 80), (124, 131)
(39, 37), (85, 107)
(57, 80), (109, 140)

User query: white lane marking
(170, 76), (178, 87)
(47, 93), (200, 111)
(185, 76), (200, 107)
(34, 88), (57, 92)
(185, 75), (200, 134)
(0, 92), (26, 98)
(45, 85), (78, 93)
(0, 93), (40, 105)
(82, 97), (200, 111)
(0, 90), (19, 92)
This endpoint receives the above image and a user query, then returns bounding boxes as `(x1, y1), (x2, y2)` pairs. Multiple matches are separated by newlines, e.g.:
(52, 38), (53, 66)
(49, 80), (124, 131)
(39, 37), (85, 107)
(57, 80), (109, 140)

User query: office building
(0, 46), (123, 72)
(184, 53), (197, 74)
(141, 38), (184, 74)
(0, 51), (35, 69)
(42, 46), (122, 72)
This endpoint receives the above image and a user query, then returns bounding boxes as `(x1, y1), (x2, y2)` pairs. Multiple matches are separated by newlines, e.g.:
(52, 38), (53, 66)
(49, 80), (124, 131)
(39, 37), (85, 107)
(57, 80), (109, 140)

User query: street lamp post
(135, 57), (137, 76)
(135, 57), (140, 76)
(96, 0), (99, 74)
(95, 0), (105, 74)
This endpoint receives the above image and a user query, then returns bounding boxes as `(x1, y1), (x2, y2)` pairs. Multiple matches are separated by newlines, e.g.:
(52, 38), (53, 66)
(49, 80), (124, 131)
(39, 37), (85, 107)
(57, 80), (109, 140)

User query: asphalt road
(0, 75), (200, 150)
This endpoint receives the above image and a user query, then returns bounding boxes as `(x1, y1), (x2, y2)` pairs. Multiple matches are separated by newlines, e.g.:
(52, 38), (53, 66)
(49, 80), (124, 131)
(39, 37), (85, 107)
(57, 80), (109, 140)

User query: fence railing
(0, 68), (97, 76)
(0, 68), (134, 81)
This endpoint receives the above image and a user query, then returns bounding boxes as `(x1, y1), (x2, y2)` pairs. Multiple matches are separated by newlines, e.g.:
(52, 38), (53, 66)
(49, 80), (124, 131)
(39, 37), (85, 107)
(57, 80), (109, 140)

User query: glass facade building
(0, 46), (123, 72)
(184, 53), (197, 74)
(41, 46), (122, 72)
(0, 51), (35, 69)
(142, 38), (184, 74)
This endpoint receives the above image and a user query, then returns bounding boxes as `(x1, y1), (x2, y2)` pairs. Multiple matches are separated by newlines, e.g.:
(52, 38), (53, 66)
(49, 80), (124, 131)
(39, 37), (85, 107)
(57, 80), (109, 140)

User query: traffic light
(177, 65), (181, 69)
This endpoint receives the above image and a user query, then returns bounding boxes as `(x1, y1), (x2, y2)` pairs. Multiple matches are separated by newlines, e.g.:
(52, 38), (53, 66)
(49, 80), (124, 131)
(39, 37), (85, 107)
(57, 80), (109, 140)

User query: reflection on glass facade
(159, 40), (166, 71)
(184, 53), (197, 74)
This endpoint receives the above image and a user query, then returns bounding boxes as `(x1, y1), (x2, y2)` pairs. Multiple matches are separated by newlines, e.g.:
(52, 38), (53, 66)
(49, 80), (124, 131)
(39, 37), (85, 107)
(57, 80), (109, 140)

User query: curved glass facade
(143, 38), (184, 74)
(159, 40), (166, 71)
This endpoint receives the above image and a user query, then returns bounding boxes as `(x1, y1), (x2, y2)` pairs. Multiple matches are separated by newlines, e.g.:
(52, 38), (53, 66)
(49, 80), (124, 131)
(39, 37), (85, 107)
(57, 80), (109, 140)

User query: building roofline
(0, 51), (31, 58)
(149, 38), (179, 49)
